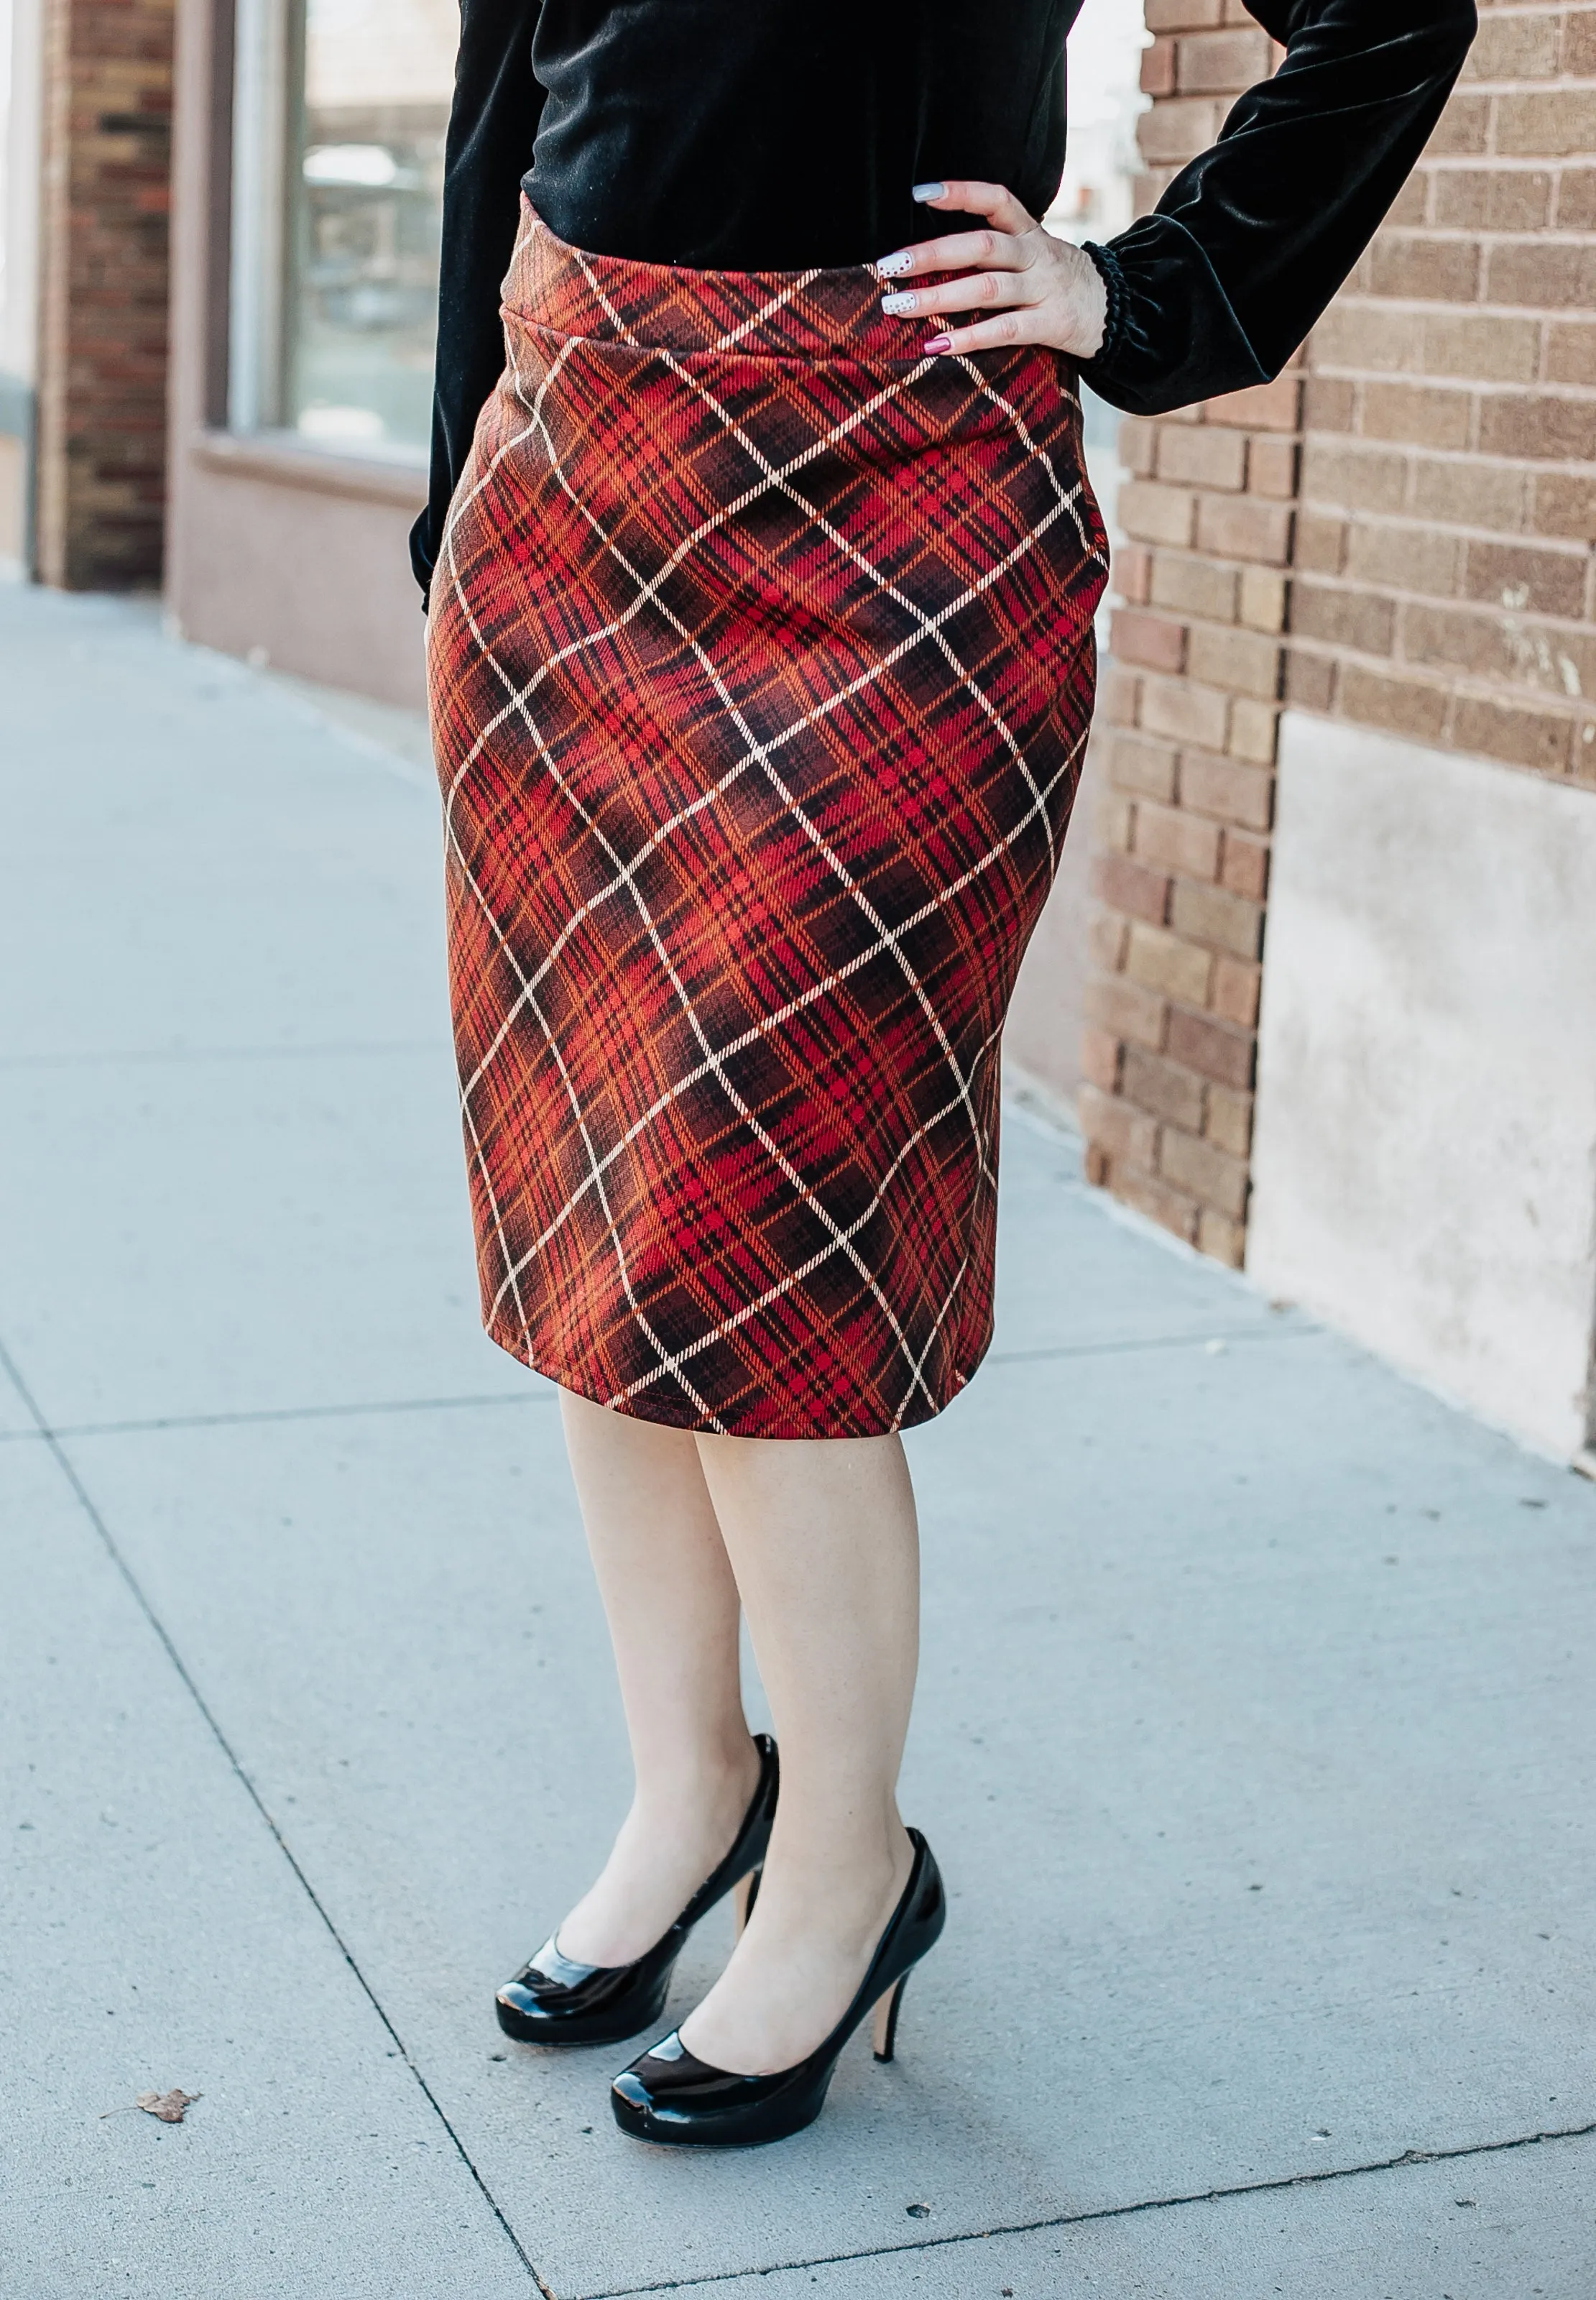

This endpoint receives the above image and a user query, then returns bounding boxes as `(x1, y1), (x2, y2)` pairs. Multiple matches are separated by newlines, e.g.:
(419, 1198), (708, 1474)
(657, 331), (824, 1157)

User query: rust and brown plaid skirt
(426, 205), (1108, 1438)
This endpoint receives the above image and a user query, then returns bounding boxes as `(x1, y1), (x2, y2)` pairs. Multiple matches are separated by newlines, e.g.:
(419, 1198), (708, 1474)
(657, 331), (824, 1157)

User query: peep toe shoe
(495, 1734), (778, 2048)
(611, 1826), (945, 2146)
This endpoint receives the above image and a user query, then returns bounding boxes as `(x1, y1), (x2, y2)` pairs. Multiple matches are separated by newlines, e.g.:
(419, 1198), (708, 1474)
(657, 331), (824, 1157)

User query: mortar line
(574, 2117), (1596, 2297)
(0, 1331), (554, 2300)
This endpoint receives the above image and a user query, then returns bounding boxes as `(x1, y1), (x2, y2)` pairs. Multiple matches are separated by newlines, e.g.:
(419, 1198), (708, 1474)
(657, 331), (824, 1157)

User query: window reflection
(284, 0), (456, 456)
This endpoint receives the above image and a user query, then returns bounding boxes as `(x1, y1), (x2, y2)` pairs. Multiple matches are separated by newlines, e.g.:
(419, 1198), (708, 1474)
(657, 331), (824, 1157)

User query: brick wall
(1082, 0), (1596, 1261)
(1292, 0), (1596, 788)
(36, 0), (175, 589)
(1081, 2), (1290, 1266)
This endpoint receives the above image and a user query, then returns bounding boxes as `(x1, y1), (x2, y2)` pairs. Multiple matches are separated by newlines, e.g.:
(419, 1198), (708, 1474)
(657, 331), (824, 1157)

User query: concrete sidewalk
(1, 584), (1592, 2300)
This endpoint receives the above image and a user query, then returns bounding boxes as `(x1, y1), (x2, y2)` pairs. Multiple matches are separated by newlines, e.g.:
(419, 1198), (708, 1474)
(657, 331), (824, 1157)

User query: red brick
(1495, 90), (1596, 157)
(1212, 957), (1262, 1032)
(1084, 972), (1167, 1052)
(1124, 921), (1215, 1007)
(1157, 423), (1248, 491)
(1219, 830), (1270, 901)
(1140, 673), (1232, 750)
(1239, 566), (1288, 631)
(1204, 374), (1302, 431)
(1197, 1207), (1246, 1267)
(1170, 878), (1265, 960)
(1120, 480), (1196, 548)
(1186, 622), (1283, 699)
(1178, 749), (1275, 831)
(1115, 542), (1153, 604)
(1337, 663), (1450, 745)
(1159, 1126), (1249, 1219)
(1284, 649), (1337, 711)
(1451, 695), (1574, 776)
(1462, 540), (1587, 620)
(1478, 395), (1596, 464)
(1079, 1084), (1161, 1174)
(1205, 1082), (1255, 1160)
(1112, 609), (1188, 673)
(1168, 1003), (1255, 1087)
(1081, 1027), (1122, 1092)
(1431, 167), (1553, 233)
(1248, 436), (1299, 497)
(1176, 24), (1273, 91)
(1291, 583), (1397, 655)
(1105, 728), (1179, 803)
(1117, 1166), (1201, 1245)
(1134, 798), (1223, 881)
(1087, 905), (1130, 975)
(1149, 553), (1239, 620)
(1122, 1046), (1207, 1131)
(1196, 494), (1295, 564)
(1092, 851), (1171, 926)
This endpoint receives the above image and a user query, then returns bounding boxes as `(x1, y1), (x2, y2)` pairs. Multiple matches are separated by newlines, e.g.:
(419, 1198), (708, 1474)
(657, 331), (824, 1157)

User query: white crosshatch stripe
(481, 723), (1087, 1330)
(568, 244), (1077, 1186)
(501, 367), (1071, 1401)
(607, 1026), (1002, 1420)
(452, 300), (1074, 1133)
(435, 227), (1102, 1425)
(448, 421), (951, 1417)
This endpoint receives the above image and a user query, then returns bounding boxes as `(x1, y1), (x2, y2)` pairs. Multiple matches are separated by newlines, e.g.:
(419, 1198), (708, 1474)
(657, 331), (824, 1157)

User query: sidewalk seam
(0, 1332), (555, 2300)
(573, 2117), (1596, 2296)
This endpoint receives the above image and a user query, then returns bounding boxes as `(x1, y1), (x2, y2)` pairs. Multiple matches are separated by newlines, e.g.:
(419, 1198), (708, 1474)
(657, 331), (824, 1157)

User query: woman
(415, 0), (1475, 2149)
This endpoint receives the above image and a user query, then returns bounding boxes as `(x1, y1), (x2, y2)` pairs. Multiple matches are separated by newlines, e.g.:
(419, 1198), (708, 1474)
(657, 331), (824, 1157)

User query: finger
(880, 270), (1040, 321)
(921, 310), (1043, 358)
(914, 179), (1038, 238)
(875, 226), (1033, 281)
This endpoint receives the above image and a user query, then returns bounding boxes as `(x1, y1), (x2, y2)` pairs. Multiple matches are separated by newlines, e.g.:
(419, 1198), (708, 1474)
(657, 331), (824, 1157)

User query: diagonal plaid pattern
(426, 205), (1108, 1438)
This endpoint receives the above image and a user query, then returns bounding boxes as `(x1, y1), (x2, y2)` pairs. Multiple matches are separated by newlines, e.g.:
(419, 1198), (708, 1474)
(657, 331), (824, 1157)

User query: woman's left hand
(875, 180), (1107, 361)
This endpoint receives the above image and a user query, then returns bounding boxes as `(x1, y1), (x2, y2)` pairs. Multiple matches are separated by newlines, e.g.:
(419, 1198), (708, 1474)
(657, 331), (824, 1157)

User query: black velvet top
(411, 0), (1476, 594)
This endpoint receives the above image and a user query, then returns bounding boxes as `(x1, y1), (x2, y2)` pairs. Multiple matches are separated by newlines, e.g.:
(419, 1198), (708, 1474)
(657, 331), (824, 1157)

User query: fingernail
(881, 290), (918, 315)
(876, 251), (913, 277)
(923, 334), (954, 356)
(913, 182), (946, 203)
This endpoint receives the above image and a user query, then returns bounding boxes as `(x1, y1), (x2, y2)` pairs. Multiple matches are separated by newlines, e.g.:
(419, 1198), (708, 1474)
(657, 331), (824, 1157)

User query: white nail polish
(880, 291), (918, 315)
(876, 251), (913, 277)
(913, 182), (946, 203)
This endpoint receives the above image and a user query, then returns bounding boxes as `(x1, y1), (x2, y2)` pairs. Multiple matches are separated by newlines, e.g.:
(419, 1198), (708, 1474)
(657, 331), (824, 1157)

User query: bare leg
(554, 1391), (761, 1966)
(680, 1431), (920, 2075)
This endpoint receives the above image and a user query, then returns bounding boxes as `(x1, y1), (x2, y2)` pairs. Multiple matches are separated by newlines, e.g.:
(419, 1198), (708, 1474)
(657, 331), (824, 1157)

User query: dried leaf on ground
(136, 2090), (200, 2123)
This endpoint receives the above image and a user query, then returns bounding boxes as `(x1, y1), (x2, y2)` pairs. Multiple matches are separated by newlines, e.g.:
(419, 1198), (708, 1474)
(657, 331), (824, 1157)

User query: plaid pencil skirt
(426, 203), (1108, 1439)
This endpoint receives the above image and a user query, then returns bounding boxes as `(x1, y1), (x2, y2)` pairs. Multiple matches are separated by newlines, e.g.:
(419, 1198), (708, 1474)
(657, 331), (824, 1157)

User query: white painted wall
(1249, 713), (1596, 1461)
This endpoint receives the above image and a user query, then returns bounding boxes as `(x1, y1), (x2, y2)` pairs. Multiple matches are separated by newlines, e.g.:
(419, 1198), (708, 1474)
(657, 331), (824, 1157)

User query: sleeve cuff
(1079, 240), (1130, 380)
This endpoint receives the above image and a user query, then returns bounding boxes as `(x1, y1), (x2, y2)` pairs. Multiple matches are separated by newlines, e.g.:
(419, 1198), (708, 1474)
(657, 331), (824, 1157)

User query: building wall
(1250, 716), (1596, 1460)
(1, 0), (46, 572)
(1087, 0), (1596, 1457)
(34, 0), (174, 587)
(163, 0), (426, 703)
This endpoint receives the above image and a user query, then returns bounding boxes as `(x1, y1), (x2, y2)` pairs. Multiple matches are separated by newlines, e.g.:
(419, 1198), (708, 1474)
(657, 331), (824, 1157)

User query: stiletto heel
(495, 1735), (778, 2048)
(732, 1866), (761, 1938)
(870, 1973), (906, 2063)
(612, 1828), (946, 2146)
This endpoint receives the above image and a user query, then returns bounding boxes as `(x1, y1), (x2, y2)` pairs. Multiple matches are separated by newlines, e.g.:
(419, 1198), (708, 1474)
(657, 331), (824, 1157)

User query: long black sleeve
(1079, 0), (1477, 416)
(410, 0), (546, 600)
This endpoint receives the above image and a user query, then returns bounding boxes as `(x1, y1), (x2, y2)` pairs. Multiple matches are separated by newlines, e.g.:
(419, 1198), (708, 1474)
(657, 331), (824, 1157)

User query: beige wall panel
(1249, 712), (1596, 1461)
(168, 454), (427, 707)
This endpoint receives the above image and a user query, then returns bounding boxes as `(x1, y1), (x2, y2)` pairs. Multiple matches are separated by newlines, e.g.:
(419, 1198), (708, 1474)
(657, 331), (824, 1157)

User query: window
(231, 0), (457, 459)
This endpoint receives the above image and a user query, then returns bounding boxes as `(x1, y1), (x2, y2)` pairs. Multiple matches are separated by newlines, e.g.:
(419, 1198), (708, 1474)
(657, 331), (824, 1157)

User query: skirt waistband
(503, 198), (945, 366)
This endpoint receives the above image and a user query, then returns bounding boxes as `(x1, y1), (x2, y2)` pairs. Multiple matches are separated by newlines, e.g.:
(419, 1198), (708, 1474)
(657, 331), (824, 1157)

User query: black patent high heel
(610, 1826), (945, 2147)
(495, 1734), (778, 2048)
